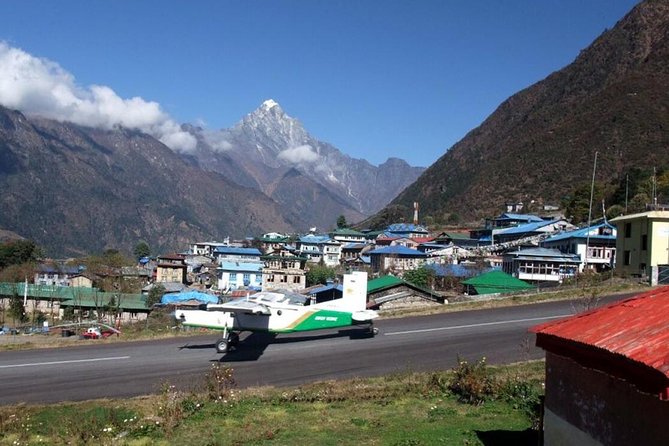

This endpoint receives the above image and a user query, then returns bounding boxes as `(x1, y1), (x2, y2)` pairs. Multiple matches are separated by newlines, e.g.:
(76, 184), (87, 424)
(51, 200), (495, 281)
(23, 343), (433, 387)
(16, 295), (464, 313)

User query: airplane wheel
(229, 333), (240, 346)
(216, 338), (229, 354)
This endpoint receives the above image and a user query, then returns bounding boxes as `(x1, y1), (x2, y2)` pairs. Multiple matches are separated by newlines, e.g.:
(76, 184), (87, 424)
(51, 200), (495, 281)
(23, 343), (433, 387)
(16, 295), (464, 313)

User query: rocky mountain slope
(373, 0), (669, 226)
(186, 100), (425, 226)
(0, 106), (299, 257)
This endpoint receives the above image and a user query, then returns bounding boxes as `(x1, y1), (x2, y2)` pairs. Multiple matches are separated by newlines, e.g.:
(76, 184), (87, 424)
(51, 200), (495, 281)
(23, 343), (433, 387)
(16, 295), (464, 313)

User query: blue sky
(0, 0), (638, 166)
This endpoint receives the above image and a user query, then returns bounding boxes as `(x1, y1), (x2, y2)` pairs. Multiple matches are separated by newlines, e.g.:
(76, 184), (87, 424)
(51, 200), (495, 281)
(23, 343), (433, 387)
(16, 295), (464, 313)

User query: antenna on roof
(413, 202), (419, 225)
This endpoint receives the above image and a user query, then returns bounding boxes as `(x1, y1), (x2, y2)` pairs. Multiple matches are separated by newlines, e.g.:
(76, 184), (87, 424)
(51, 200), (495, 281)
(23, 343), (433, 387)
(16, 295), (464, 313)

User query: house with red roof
(531, 287), (669, 445)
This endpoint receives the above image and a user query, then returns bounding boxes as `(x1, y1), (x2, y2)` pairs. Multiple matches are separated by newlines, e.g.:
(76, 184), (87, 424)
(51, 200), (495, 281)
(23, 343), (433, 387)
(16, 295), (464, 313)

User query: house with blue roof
(542, 222), (616, 272)
(385, 223), (429, 239)
(296, 234), (341, 266)
(367, 245), (428, 274)
(213, 246), (262, 264)
(218, 261), (263, 292)
(471, 213), (552, 243)
(502, 247), (581, 284)
(494, 218), (574, 244)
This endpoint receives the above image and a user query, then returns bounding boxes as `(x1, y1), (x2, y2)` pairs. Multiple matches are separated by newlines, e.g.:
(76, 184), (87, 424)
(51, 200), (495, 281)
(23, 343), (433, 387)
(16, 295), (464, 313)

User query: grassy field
(0, 360), (545, 445)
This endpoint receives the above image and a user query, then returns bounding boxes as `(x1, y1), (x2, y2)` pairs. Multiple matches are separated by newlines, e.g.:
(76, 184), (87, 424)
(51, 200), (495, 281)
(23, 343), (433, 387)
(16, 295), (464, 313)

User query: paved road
(0, 295), (629, 405)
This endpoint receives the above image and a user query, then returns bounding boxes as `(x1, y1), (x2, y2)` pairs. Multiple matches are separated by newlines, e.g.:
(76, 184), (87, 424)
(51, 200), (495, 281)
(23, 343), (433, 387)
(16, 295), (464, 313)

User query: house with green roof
(461, 270), (534, 296)
(366, 275), (444, 310)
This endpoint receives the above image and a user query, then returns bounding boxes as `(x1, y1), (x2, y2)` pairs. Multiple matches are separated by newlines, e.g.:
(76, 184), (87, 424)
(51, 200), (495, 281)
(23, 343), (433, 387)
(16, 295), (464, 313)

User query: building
(502, 247), (580, 283)
(213, 246), (262, 264)
(331, 228), (367, 244)
(367, 245), (427, 274)
(542, 222), (616, 272)
(610, 211), (669, 283)
(34, 264), (83, 287)
(155, 253), (187, 284)
(261, 249), (307, 292)
(296, 234), (341, 266)
(218, 261), (263, 291)
(190, 240), (229, 256)
(493, 218), (574, 245)
(366, 275), (443, 310)
(531, 287), (669, 445)
(385, 223), (429, 239)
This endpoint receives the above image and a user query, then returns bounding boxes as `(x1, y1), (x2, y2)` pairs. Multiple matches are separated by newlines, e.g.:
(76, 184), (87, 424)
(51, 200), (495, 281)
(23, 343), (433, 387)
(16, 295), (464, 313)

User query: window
(293, 276), (301, 283)
(624, 250), (631, 266)
(641, 234), (648, 251)
(625, 223), (632, 238)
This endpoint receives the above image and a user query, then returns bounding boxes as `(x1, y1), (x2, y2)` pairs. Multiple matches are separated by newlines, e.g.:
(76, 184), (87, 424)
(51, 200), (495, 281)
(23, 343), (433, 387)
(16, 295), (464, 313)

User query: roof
(609, 210), (669, 223)
(367, 275), (404, 293)
(60, 293), (148, 311)
(531, 286), (669, 396)
(307, 283), (343, 294)
(161, 291), (218, 305)
(213, 247), (262, 256)
(36, 264), (82, 275)
(367, 246), (427, 257)
(461, 271), (533, 295)
(331, 228), (365, 236)
(496, 213), (544, 222)
(386, 223), (429, 234)
(299, 234), (336, 244)
(219, 261), (263, 272)
(504, 247), (581, 263)
(544, 222), (616, 243)
(425, 263), (495, 278)
(495, 219), (565, 236)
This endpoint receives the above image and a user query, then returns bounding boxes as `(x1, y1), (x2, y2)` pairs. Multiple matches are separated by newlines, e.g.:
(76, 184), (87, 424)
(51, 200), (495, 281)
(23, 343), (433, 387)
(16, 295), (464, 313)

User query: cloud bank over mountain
(0, 42), (196, 152)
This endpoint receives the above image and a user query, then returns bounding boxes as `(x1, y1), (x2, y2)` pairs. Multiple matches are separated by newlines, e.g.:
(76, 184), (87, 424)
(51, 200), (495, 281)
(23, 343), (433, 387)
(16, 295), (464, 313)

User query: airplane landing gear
(216, 328), (240, 354)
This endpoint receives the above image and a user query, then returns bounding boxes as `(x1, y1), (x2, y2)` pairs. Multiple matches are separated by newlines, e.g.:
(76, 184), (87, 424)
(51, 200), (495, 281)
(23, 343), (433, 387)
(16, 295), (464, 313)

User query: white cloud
(0, 42), (196, 152)
(277, 144), (320, 164)
(203, 130), (233, 152)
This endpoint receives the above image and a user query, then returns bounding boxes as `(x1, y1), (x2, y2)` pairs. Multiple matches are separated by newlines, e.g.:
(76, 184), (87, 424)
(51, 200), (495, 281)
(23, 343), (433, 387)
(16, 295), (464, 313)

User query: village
(2, 202), (668, 330)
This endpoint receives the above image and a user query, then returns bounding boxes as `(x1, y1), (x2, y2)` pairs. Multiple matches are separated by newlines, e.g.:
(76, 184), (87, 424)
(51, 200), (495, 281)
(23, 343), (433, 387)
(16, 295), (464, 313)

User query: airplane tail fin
(342, 271), (368, 312)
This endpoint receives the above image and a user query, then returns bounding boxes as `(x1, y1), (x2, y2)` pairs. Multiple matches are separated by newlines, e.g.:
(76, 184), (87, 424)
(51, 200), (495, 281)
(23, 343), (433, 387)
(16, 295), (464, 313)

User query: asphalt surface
(0, 294), (630, 405)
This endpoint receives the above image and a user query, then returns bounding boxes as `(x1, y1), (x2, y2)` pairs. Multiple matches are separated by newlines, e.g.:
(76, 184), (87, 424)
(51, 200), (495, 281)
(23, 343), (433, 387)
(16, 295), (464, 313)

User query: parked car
(80, 327), (116, 339)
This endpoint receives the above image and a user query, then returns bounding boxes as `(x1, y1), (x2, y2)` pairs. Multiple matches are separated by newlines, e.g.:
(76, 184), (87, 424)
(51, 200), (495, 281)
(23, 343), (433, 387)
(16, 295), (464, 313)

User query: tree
(147, 284), (166, 308)
(0, 240), (41, 269)
(133, 241), (151, 260)
(8, 294), (27, 325)
(403, 266), (435, 288)
(306, 265), (336, 287)
(336, 215), (348, 229)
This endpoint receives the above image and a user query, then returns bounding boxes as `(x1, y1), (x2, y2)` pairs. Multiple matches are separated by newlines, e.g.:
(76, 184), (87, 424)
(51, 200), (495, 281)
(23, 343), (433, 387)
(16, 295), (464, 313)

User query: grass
(0, 361), (545, 445)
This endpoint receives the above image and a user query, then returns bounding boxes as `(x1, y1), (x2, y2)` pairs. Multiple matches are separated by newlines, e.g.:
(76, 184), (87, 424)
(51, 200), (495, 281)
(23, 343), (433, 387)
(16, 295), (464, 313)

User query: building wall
(614, 214), (669, 277)
(544, 352), (668, 446)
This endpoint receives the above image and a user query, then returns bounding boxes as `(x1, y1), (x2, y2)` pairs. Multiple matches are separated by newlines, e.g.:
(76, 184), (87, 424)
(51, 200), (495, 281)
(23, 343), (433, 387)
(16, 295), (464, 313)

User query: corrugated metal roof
(367, 275), (404, 293)
(498, 213), (544, 222)
(531, 286), (669, 378)
(213, 247), (262, 255)
(219, 262), (263, 272)
(367, 246), (427, 257)
(543, 222), (616, 243)
(462, 270), (534, 295)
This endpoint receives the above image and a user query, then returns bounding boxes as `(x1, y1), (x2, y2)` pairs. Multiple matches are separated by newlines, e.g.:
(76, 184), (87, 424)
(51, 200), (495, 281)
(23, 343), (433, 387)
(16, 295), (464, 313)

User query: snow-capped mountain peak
(261, 99), (279, 111)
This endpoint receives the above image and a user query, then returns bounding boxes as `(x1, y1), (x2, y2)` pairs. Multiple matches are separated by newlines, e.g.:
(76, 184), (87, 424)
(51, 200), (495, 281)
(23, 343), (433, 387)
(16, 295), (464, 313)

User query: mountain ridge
(373, 0), (669, 226)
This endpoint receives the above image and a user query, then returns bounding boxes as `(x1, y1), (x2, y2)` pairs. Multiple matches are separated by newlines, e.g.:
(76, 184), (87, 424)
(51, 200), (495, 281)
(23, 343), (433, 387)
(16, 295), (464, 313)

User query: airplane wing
(207, 300), (271, 315)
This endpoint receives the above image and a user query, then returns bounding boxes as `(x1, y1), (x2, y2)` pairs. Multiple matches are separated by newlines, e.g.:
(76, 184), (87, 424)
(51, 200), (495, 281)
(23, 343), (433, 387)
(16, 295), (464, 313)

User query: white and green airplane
(176, 271), (379, 353)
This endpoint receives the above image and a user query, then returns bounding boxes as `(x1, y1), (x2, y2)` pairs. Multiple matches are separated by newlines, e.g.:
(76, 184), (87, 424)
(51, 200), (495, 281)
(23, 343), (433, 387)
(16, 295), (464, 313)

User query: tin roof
(531, 286), (669, 379)
(367, 246), (427, 257)
(462, 270), (533, 295)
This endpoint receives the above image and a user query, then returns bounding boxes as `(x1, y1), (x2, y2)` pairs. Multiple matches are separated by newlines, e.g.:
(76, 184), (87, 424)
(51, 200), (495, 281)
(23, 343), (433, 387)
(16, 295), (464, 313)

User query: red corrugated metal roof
(531, 286), (669, 378)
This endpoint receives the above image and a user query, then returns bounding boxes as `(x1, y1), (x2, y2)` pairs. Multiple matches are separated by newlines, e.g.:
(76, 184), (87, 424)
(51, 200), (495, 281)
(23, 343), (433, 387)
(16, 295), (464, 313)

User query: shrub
(448, 356), (496, 405)
(203, 364), (236, 402)
(498, 377), (543, 429)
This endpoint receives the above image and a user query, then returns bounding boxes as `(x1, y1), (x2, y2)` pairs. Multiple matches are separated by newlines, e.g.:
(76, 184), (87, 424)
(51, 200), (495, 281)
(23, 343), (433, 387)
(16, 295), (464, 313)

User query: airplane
(175, 271), (379, 353)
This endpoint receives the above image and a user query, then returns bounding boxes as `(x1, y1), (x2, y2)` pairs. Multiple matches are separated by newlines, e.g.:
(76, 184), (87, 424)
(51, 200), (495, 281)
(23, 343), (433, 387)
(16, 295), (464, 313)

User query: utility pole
(585, 151), (598, 272)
